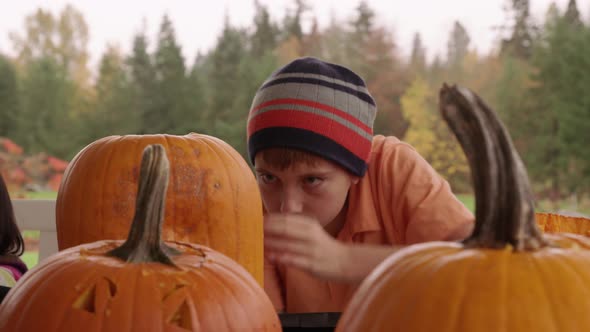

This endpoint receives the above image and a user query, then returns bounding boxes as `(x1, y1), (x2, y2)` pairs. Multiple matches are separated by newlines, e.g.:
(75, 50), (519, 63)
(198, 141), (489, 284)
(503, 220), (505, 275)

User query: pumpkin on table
(56, 133), (263, 285)
(536, 212), (590, 236)
(336, 85), (590, 332)
(0, 144), (280, 332)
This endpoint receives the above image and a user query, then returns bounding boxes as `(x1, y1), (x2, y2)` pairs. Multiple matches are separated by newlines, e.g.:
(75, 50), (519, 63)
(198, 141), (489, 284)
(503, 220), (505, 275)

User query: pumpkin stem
(439, 84), (548, 251)
(107, 144), (180, 265)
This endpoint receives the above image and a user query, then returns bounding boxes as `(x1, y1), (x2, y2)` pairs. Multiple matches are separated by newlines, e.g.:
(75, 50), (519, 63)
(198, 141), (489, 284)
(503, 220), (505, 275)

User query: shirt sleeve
(0, 266), (17, 287)
(379, 142), (475, 244)
(264, 256), (285, 312)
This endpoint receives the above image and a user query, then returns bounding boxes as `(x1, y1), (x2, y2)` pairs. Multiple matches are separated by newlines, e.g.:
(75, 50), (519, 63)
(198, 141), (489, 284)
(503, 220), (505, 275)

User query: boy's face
(254, 150), (359, 228)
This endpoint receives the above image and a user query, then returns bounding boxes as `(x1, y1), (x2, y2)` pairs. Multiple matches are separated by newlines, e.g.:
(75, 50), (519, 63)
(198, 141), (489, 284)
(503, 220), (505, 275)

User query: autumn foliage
(0, 137), (68, 193)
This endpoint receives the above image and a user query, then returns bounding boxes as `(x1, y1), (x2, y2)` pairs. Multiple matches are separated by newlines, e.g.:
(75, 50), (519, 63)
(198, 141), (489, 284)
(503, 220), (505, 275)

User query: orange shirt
(264, 135), (475, 313)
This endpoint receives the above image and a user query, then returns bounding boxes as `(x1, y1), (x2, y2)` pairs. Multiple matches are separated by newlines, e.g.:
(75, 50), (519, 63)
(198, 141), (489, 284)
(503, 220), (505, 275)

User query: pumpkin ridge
(202, 261), (251, 330)
(444, 250), (477, 332)
(18, 258), (84, 330)
(99, 136), (123, 244)
(190, 265), (233, 331)
(211, 140), (243, 266)
(161, 134), (176, 242)
(528, 254), (565, 331)
(403, 249), (473, 330)
(558, 251), (590, 298)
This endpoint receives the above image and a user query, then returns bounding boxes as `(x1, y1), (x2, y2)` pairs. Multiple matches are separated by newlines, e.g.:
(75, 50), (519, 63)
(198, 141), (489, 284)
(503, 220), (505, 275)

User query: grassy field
(457, 194), (475, 212)
(20, 191), (58, 199)
(21, 251), (38, 268)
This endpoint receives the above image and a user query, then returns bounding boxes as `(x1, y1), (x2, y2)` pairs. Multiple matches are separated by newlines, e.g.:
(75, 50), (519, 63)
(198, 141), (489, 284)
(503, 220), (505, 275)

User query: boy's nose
(280, 192), (303, 214)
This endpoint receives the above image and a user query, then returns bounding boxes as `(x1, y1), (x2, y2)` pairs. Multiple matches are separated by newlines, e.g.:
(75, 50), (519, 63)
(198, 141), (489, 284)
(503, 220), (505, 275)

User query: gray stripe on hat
(250, 82), (376, 129)
(249, 102), (373, 140)
(263, 72), (371, 94)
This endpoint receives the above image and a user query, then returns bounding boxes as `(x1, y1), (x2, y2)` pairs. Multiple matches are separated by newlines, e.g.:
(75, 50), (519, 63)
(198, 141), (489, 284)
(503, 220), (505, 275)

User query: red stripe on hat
(251, 98), (372, 135)
(248, 109), (371, 161)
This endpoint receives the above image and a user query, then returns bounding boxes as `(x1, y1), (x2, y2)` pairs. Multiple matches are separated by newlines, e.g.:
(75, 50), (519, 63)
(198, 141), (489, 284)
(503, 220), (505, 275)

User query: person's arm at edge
(336, 219), (472, 284)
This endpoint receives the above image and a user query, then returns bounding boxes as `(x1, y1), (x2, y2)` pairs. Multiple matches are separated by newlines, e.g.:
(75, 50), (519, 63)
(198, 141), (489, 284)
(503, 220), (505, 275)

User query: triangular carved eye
(162, 284), (194, 330)
(73, 277), (117, 314)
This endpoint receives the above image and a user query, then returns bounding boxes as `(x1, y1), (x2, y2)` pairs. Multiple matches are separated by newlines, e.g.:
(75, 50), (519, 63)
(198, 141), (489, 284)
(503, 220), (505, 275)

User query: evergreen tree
(0, 55), (20, 139)
(409, 32), (427, 78)
(127, 29), (157, 134)
(446, 21), (470, 78)
(344, 1), (408, 137)
(320, 17), (348, 65)
(302, 18), (323, 57)
(152, 15), (193, 134)
(564, 0), (582, 26)
(18, 57), (82, 158)
(89, 45), (138, 139)
(251, 0), (280, 58)
(208, 19), (250, 154)
(529, 2), (590, 199)
(186, 53), (210, 134)
(501, 0), (536, 59)
(282, 0), (308, 41)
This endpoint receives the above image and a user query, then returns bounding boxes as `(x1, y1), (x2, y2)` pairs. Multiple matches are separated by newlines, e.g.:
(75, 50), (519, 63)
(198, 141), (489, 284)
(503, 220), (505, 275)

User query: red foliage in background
(0, 137), (68, 192)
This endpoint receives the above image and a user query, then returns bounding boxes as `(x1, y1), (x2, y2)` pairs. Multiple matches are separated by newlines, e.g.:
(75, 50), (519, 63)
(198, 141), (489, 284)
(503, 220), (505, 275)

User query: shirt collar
(339, 177), (382, 239)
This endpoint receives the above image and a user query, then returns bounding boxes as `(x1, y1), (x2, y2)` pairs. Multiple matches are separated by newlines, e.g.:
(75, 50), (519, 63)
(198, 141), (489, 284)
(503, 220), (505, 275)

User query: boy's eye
(303, 176), (323, 187)
(258, 173), (276, 184)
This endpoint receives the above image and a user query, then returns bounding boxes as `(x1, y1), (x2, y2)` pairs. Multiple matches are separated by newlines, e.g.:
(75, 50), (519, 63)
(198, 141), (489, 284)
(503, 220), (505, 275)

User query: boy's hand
(264, 213), (350, 282)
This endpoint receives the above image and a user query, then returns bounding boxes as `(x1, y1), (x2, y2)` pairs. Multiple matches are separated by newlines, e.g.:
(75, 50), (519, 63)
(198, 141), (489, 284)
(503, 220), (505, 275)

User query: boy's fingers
(275, 252), (311, 272)
(265, 213), (314, 227)
(265, 237), (309, 256)
(264, 216), (312, 239)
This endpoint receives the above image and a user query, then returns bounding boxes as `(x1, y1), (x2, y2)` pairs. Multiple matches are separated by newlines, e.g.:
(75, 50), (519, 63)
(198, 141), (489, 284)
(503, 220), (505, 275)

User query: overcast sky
(1, 0), (588, 69)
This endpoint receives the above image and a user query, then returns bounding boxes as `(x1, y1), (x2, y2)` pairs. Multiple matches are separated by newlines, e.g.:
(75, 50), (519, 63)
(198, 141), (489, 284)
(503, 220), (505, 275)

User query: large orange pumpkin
(56, 133), (263, 285)
(0, 145), (280, 332)
(336, 85), (590, 332)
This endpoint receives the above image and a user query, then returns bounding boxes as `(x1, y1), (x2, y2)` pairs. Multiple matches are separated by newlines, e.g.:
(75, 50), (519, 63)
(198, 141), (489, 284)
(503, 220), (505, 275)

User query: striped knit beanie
(247, 57), (376, 176)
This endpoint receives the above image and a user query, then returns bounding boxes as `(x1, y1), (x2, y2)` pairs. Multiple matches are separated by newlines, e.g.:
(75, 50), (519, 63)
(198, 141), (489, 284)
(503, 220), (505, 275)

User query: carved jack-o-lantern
(0, 145), (280, 332)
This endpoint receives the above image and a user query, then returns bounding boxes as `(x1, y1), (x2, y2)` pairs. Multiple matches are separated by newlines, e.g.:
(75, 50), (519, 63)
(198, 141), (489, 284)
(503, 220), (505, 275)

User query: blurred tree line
(0, 0), (589, 203)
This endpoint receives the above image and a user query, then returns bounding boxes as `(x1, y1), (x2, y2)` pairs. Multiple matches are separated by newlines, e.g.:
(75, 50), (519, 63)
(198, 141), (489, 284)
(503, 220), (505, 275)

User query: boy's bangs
(259, 148), (319, 170)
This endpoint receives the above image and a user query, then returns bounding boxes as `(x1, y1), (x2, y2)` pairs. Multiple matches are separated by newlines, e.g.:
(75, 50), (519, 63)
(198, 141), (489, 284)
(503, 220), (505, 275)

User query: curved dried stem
(107, 144), (179, 265)
(439, 84), (548, 251)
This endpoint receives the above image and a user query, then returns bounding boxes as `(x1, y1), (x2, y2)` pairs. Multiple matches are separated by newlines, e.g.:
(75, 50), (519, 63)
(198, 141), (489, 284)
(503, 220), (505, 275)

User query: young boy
(247, 57), (474, 313)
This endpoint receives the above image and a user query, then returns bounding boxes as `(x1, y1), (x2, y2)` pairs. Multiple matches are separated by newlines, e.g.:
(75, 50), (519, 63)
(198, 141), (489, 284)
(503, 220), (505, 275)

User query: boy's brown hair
(258, 148), (320, 171)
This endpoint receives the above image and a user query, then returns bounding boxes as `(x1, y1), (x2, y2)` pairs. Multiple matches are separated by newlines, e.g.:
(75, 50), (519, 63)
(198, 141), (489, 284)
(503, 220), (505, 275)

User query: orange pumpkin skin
(56, 133), (263, 284)
(0, 240), (280, 332)
(536, 212), (590, 236)
(336, 233), (590, 332)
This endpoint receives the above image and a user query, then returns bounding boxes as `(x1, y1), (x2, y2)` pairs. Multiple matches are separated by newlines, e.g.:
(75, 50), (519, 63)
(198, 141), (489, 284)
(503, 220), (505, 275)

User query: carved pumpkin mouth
(70, 273), (200, 330)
